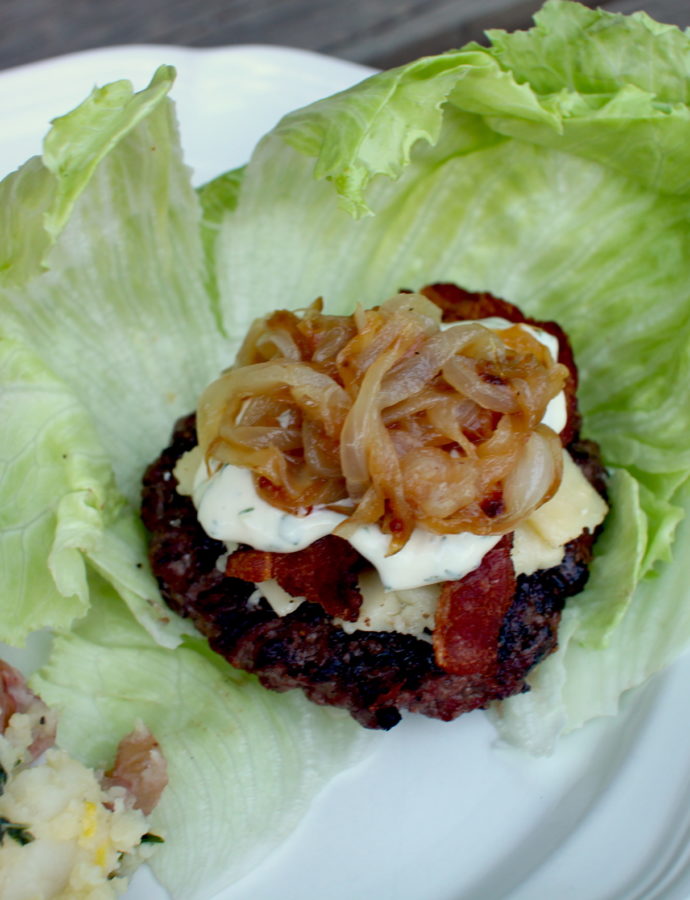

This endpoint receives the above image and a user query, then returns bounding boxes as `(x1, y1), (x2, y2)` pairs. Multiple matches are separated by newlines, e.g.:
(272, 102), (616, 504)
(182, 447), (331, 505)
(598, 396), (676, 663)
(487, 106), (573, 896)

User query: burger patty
(141, 285), (607, 729)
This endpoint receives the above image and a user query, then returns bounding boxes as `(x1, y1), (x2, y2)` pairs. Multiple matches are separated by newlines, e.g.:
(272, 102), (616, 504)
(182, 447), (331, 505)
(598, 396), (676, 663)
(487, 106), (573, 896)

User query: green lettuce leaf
(0, 67), (227, 503)
(567, 468), (647, 650)
(43, 66), (177, 239)
(565, 468), (687, 651)
(0, 333), (193, 647)
(0, 338), (113, 643)
(0, 68), (233, 639)
(270, 52), (556, 219)
(484, 2), (690, 196)
(32, 579), (370, 900)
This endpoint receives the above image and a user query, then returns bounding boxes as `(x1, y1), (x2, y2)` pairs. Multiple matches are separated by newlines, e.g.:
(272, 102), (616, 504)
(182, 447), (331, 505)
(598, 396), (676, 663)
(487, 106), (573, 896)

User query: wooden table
(1, 0), (688, 73)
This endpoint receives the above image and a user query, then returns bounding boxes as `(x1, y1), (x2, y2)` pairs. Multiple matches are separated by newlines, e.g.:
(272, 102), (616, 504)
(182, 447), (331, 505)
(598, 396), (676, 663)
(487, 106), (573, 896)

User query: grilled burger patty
(141, 286), (606, 729)
(142, 414), (604, 729)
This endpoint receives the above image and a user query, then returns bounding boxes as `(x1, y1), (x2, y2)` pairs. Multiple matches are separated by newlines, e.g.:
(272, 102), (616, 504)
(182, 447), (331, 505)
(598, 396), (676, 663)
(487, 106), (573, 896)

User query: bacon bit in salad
(1, 660), (42, 731)
(197, 292), (568, 553)
(0, 660), (57, 761)
(433, 534), (516, 676)
(104, 721), (168, 816)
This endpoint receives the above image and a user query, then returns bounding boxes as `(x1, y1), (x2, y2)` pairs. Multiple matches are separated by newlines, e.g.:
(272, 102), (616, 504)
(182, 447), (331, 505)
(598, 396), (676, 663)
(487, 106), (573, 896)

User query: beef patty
(141, 286), (607, 729)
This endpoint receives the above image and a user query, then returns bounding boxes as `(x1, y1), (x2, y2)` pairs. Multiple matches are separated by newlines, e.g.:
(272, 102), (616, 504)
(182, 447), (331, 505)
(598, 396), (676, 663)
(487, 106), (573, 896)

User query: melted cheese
(255, 579), (304, 616)
(336, 572), (439, 641)
(512, 450), (607, 575)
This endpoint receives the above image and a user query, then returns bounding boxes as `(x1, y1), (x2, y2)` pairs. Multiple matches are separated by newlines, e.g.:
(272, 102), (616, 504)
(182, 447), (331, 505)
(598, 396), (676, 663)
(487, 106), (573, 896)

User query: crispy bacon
(224, 550), (275, 584)
(433, 534), (516, 676)
(226, 535), (364, 621)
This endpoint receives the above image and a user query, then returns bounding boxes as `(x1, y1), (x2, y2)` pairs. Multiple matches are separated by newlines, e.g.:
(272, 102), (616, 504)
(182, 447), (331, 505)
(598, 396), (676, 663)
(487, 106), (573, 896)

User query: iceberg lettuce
(2, 0), (690, 895)
(0, 338), (112, 642)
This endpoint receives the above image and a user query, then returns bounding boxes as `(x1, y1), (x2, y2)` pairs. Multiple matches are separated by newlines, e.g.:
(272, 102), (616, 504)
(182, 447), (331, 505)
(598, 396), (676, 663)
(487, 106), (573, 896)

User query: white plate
(2, 44), (690, 900)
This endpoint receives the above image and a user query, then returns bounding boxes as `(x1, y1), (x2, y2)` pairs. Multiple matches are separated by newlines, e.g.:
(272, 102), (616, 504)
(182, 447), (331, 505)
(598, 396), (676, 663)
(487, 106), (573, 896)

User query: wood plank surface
(0, 0), (688, 73)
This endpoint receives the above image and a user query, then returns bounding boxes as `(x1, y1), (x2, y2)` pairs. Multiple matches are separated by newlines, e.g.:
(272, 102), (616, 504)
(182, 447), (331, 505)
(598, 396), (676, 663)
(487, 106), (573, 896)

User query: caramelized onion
(196, 291), (568, 548)
(442, 355), (519, 414)
(502, 425), (563, 519)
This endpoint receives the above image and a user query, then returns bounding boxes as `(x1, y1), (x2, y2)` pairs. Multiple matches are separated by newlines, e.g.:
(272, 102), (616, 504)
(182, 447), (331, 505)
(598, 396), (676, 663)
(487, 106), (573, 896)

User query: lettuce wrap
(2, 0), (690, 894)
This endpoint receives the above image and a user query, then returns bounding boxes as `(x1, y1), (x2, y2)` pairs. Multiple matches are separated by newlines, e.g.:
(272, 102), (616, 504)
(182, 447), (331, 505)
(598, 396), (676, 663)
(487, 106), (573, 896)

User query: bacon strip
(225, 550), (275, 584)
(226, 535), (364, 621)
(433, 534), (515, 677)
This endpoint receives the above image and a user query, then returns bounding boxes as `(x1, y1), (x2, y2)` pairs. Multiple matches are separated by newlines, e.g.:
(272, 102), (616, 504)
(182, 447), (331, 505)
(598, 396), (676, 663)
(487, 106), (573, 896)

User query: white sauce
(194, 462), (500, 590)
(191, 318), (568, 593)
(348, 525), (499, 591)
(194, 464), (343, 553)
(217, 449), (607, 637)
(543, 391), (567, 435)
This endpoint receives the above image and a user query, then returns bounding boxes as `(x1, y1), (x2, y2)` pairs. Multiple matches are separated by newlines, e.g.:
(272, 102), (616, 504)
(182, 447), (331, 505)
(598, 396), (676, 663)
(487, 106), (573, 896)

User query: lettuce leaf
(566, 468), (647, 650)
(484, 2), (690, 196)
(490, 476), (690, 754)
(0, 338), (113, 642)
(0, 68), (234, 640)
(0, 67), (227, 504)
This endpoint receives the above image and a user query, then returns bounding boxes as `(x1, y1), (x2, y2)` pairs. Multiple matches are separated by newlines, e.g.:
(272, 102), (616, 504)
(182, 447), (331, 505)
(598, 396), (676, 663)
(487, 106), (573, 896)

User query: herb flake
(0, 816), (35, 846)
(141, 832), (165, 844)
